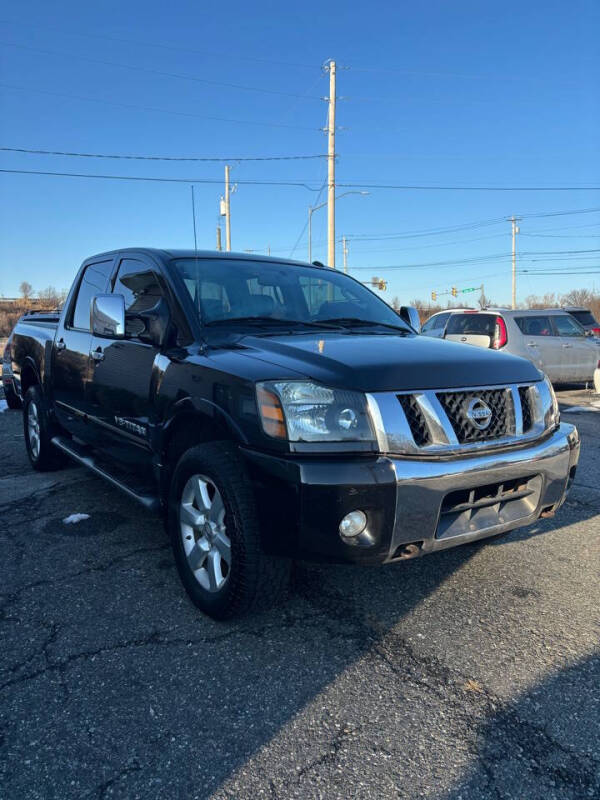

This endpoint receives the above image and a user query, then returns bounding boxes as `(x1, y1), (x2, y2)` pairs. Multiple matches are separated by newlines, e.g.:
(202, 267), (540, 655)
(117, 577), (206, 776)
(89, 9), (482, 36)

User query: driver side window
(112, 259), (163, 336)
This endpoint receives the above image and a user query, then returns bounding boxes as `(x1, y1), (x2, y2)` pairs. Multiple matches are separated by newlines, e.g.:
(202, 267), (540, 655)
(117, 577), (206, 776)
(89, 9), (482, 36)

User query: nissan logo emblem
(466, 398), (493, 430)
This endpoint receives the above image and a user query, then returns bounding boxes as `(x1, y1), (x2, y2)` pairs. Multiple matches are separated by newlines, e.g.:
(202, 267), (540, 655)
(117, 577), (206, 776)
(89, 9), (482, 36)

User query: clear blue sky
(1, 0), (599, 305)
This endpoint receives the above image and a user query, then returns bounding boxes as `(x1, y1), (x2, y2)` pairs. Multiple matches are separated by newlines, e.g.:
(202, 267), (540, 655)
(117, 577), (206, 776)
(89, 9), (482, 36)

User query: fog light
(339, 510), (367, 540)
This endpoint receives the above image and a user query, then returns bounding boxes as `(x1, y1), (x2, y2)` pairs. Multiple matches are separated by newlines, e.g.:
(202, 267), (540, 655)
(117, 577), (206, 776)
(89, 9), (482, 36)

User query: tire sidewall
(23, 386), (46, 468)
(168, 445), (250, 619)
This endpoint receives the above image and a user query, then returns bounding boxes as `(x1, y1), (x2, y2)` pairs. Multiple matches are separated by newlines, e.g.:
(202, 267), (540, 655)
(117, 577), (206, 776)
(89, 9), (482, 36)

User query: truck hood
(236, 332), (541, 392)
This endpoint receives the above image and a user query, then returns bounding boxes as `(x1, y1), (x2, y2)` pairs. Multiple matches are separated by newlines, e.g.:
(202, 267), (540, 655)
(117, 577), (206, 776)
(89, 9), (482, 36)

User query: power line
(0, 168), (323, 190)
(1, 41), (323, 100)
(1, 166), (597, 193)
(0, 19), (319, 71)
(0, 146), (327, 163)
(336, 182), (600, 191)
(0, 82), (317, 131)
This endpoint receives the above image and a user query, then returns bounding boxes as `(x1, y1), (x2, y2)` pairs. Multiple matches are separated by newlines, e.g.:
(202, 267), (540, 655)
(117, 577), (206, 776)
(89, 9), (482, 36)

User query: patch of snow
(0, 399), (8, 413)
(63, 513), (91, 524)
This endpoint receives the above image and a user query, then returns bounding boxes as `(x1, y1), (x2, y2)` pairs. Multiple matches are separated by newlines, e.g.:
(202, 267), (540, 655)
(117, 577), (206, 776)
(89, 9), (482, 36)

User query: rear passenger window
(514, 316), (552, 336)
(72, 261), (113, 330)
(552, 315), (585, 337)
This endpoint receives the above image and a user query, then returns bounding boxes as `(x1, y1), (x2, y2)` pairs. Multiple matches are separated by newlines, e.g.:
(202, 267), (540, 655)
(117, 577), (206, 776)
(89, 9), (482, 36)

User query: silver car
(423, 308), (598, 384)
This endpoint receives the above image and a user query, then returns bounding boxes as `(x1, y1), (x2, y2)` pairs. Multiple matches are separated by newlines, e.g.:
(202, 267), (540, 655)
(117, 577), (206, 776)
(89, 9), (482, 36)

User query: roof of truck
(85, 247), (315, 269)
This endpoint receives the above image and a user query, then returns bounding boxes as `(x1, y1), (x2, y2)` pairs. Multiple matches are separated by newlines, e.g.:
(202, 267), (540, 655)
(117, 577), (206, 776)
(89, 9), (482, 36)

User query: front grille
(436, 389), (515, 443)
(519, 386), (533, 432)
(398, 394), (431, 446)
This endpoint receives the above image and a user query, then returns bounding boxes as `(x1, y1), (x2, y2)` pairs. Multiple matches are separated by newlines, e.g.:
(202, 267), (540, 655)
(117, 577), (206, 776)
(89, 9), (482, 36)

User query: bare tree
(19, 281), (33, 300)
(561, 288), (594, 307)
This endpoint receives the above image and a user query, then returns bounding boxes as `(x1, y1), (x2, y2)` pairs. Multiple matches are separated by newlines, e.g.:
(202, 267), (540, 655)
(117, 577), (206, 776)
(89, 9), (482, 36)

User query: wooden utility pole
(225, 165), (231, 252)
(511, 216), (521, 309)
(342, 235), (348, 273)
(216, 225), (222, 251)
(326, 60), (336, 268)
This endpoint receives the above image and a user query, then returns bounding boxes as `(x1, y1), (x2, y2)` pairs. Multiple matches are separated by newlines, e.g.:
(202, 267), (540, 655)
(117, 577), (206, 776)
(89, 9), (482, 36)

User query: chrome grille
(436, 389), (515, 443)
(519, 386), (533, 432)
(397, 395), (431, 446)
(367, 381), (551, 456)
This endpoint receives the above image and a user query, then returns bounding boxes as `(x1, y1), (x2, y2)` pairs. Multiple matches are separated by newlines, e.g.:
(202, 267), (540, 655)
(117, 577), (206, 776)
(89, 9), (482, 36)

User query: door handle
(527, 341), (538, 347)
(91, 348), (105, 362)
(56, 338), (66, 351)
(562, 344), (573, 349)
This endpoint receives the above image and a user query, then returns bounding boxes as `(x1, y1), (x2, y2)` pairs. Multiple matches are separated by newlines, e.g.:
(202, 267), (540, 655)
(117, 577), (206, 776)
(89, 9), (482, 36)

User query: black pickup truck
(9, 249), (580, 618)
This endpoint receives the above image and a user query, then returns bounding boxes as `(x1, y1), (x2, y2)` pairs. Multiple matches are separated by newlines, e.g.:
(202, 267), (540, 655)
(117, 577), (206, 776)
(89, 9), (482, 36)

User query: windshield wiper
(318, 317), (412, 334)
(204, 316), (347, 331)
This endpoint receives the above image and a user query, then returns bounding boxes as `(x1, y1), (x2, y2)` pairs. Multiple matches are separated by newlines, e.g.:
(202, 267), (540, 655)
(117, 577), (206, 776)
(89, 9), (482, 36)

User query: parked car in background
(562, 306), (600, 339)
(2, 335), (22, 409)
(439, 308), (599, 384)
(420, 310), (462, 338)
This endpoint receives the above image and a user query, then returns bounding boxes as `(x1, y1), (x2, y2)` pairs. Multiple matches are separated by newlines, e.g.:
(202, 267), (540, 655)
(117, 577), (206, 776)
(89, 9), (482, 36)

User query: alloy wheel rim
(179, 474), (231, 592)
(28, 402), (41, 460)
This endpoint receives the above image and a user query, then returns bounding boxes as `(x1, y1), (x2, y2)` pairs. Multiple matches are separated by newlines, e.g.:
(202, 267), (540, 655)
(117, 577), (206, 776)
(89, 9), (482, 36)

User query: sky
(1, 0), (599, 306)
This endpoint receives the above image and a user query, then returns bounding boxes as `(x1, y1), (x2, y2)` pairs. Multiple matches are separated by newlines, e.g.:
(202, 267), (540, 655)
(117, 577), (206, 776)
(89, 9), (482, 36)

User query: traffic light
(431, 291), (437, 301)
(378, 279), (387, 291)
(451, 287), (458, 297)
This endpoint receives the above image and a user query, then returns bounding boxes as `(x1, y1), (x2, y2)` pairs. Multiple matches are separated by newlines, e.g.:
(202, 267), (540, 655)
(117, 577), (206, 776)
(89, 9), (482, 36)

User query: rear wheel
(23, 386), (64, 471)
(169, 441), (291, 619)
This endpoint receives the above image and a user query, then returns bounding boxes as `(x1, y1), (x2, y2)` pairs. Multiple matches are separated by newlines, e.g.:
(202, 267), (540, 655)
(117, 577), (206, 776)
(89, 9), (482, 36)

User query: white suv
(422, 308), (599, 384)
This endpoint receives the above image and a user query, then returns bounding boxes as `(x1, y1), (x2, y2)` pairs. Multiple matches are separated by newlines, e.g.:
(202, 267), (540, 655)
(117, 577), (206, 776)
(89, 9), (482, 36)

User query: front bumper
(243, 423), (580, 564)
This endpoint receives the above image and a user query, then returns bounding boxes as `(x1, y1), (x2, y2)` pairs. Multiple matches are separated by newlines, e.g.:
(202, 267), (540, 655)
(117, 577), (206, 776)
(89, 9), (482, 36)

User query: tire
(168, 441), (291, 620)
(23, 385), (64, 471)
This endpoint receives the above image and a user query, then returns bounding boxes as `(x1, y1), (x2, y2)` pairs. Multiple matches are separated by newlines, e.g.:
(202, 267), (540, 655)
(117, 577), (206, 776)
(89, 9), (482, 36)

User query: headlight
(542, 375), (560, 429)
(257, 381), (375, 443)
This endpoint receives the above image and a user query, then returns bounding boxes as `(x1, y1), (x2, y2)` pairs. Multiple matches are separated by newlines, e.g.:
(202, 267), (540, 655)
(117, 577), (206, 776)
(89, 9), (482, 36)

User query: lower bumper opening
(436, 474), (542, 540)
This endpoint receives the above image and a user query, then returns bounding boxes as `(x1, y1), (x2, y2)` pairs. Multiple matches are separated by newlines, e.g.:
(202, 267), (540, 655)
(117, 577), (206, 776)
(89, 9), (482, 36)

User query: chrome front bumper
(387, 422), (580, 561)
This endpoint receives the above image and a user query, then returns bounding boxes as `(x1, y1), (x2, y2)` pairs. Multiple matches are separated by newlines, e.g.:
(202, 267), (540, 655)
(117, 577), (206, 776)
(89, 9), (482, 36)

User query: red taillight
(492, 316), (507, 349)
(592, 327), (600, 336)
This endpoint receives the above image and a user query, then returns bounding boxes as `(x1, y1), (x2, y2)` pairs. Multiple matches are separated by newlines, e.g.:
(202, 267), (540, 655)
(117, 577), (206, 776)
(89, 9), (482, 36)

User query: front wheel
(168, 441), (291, 620)
(23, 386), (64, 471)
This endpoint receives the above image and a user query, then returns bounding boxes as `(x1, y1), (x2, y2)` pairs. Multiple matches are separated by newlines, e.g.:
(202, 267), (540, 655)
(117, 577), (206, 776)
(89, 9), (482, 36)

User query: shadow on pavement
(442, 653), (600, 800)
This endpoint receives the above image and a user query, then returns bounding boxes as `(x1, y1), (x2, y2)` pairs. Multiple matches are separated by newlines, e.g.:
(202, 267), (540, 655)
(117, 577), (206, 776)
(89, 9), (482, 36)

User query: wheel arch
(20, 357), (42, 398)
(158, 400), (248, 498)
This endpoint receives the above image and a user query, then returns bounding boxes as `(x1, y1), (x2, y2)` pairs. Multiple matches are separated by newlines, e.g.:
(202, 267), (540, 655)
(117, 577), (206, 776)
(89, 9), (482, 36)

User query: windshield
(170, 258), (411, 331)
(568, 310), (597, 326)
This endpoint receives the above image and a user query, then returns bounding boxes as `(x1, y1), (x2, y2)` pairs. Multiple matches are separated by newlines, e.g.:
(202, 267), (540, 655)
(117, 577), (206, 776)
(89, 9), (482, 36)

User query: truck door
(87, 257), (165, 464)
(52, 259), (115, 439)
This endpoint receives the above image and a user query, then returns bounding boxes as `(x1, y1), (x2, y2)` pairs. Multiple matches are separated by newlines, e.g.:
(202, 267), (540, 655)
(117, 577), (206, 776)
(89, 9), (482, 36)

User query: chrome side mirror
(91, 294), (125, 338)
(399, 305), (421, 333)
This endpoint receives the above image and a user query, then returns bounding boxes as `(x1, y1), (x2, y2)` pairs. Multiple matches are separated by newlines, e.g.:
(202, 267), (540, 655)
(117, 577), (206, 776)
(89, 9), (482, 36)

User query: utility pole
(342, 235), (348, 273)
(224, 165), (232, 252)
(326, 60), (336, 268)
(308, 206), (313, 263)
(511, 216), (521, 309)
(216, 225), (222, 251)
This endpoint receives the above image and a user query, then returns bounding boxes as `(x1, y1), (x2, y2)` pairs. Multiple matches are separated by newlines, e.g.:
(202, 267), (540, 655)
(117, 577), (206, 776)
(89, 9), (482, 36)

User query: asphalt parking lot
(1, 389), (598, 799)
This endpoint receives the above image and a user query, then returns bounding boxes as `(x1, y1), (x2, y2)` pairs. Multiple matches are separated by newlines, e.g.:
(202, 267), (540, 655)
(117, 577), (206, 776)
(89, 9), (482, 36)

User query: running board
(51, 435), (161, 512)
